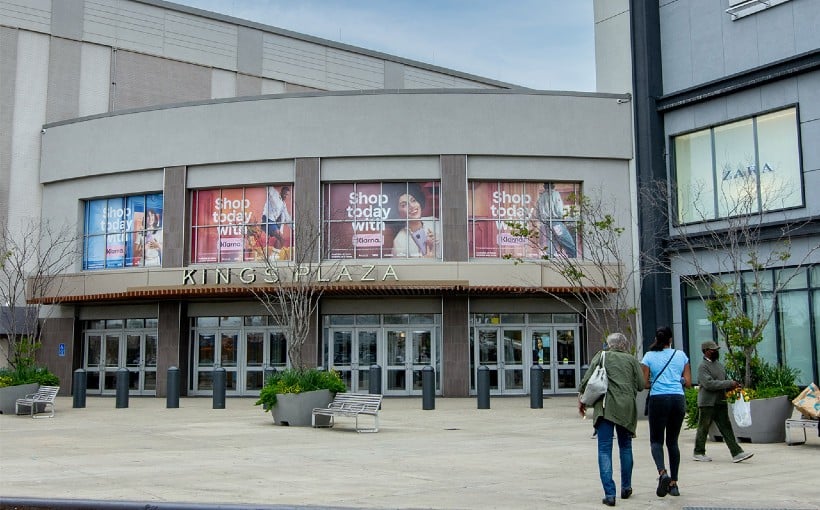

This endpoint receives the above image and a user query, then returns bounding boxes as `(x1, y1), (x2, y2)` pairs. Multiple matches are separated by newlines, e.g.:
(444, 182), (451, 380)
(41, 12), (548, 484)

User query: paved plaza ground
(1, 395), (818, 509)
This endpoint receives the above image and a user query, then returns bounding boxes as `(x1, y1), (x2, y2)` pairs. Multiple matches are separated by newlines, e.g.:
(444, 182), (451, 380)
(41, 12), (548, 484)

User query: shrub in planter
(255, 368), (346, 411)
(0, 365), (59, 414)
(0, 365), (59, 388)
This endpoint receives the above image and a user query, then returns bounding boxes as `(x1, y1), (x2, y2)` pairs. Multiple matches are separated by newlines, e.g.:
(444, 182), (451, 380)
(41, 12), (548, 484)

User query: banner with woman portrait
(323, 181), (440, 259)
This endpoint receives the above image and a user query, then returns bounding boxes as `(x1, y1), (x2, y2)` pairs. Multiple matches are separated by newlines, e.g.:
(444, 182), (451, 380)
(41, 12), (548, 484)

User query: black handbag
(645, 351), (677, 416)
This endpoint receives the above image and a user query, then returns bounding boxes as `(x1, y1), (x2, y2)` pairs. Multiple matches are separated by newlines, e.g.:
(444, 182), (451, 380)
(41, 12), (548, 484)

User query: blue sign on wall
(58, 343), (65, 357)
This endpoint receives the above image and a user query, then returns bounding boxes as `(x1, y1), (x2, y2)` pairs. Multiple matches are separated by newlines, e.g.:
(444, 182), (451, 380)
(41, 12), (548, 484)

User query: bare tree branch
(0, 219), (78, 368)
(643, 178), (819, 386)
(507, 187), (643, 351)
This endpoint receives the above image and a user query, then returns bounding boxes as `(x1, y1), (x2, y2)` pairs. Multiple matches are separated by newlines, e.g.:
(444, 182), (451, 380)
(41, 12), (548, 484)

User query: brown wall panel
(38, 317), (76, 396)
(442, 295), (469, 396)
(440, 155), (467, 262)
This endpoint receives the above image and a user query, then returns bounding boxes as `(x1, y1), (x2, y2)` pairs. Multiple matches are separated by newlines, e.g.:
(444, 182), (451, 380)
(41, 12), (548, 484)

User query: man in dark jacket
(693, 340), (753, 463)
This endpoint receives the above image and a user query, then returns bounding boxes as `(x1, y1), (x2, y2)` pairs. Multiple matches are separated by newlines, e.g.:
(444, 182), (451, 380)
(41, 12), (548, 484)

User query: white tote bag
(580, 352), (608, 405)
(732, 392), (753, 427)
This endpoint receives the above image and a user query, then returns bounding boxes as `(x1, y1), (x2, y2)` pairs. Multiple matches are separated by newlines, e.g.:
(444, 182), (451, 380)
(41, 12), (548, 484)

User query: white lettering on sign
(182, 265), (400, 285)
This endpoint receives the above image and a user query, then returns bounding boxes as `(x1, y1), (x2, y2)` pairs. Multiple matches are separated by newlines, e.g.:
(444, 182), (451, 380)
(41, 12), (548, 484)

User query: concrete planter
(271, 389), (333, 427)
(710, 395), (793, 443)
(0, 383), (39, 414)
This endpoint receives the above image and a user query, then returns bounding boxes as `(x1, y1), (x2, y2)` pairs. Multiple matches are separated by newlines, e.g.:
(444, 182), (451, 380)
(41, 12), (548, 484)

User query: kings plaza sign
(182, 264), (399, 285)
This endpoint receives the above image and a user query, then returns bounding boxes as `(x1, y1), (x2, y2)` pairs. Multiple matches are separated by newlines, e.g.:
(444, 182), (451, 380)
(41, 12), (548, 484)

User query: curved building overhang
(40, 89), (633, 183)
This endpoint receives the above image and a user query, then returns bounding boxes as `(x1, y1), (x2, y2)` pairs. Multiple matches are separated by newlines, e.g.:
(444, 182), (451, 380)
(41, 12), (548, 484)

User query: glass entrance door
(84, 331), (157, 395)
(528, 326), (580, 394)
(385, 328), (436, 395)
(554, 327), (580, 393)
(329, 328), (380, 392)
(193, 329), (239, 393)
(531, 329), (553, 392)
(474, 327), (525, 395)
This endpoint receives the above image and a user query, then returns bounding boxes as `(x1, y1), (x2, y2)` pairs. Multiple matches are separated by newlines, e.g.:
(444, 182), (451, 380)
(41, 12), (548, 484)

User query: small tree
(645, 178), (818, 387)
(248, 206), (341, 370)
(507, 187), (642, 350)
(0, 219), (77, 369)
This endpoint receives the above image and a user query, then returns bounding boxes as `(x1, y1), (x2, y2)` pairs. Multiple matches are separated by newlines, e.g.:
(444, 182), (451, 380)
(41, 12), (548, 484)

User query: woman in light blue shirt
(641, 326), (692, 499)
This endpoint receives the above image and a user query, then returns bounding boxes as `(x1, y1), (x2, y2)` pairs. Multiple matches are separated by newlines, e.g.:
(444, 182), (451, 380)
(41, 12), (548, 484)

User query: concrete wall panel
(321, 156), (439, 181)
(0, 0), (51, 33)
(0, 27), (17, 223)
(262, 33), (327, 89)
(8, 31), (48, 229)
(237, 26), (263, 76)
(164, 10), (237, 71)
(46, 38), (82, 123)
(797, 71), (820, 122)
(210, 68), (237, 99)
(326, 48), (383, 90)
(51, 0), (83, 40)
(794, 0), (820, 54)
(188, 160), (293, 189)
(78, 42), (111, 117)
(84, 0), (165, 55)
(112, 50), (211, 110)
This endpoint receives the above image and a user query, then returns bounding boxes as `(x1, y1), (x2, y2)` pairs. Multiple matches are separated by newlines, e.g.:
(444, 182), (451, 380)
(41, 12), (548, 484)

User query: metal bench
(785, 414), (819, 445)
(15, 385), (60, 418)
(312, 392), (383, 433)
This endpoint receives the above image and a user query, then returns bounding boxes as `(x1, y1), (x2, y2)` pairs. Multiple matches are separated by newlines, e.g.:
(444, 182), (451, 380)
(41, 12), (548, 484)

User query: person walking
(693, 340), (754, 463)
(578, 333), (644, 507)
(641, 326), (692, 498)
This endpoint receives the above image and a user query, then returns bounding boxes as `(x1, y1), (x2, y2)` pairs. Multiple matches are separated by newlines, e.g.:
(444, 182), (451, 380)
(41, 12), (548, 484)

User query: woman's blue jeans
(596, 418), (633, 498)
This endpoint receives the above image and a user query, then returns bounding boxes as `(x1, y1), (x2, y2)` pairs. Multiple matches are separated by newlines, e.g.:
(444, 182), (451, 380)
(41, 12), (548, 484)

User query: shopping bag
(580, 352), (608, 405)
(792, 382), (820, 419)
(732, 392), (752, 427)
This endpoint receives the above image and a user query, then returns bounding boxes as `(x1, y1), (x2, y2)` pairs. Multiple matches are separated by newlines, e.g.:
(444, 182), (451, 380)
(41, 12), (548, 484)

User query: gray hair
(605, 332), (631, 352)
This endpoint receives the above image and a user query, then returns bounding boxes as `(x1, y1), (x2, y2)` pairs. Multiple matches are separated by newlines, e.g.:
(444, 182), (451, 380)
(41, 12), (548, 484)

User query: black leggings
(647, 394), (686, 481)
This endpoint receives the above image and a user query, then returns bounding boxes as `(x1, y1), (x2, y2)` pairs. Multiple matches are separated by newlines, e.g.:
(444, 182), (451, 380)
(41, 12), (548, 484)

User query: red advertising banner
(191, 185), (293, 263)
(469, 181), (580, 259)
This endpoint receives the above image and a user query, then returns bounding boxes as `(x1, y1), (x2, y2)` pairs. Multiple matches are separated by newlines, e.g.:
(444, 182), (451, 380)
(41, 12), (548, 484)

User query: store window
(468, 181), (580, 259)
(191, 185), (293, 263)
(674, 107), (802, 224)
(682, 265), (818, 385)
(323, 181), (440, 259)
(83, 193), (163, 270)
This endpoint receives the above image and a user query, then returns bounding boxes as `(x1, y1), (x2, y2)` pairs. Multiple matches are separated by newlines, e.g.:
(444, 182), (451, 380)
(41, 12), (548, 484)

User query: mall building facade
(597, 0), (820, 384)
(2, 0), (635, 398)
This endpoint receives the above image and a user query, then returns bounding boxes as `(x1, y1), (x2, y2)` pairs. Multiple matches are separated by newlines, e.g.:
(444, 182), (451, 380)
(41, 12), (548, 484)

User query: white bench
(15, 385), (60, 418)
(312, 392), (383, 433)
(785, 414), (819, 445)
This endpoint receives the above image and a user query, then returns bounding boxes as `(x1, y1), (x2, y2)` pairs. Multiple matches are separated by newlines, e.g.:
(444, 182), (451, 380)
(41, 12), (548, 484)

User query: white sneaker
(732, 451), (754, 463)
(692, 454), (712, 462)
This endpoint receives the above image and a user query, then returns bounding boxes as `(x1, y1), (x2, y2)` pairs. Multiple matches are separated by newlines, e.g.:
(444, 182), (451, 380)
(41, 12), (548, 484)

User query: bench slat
(311, 393), (382, 432)
(15, 385), (59, 418)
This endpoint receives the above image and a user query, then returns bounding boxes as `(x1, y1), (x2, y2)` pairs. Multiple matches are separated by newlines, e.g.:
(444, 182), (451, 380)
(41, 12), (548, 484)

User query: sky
(170, 0), (596, 91)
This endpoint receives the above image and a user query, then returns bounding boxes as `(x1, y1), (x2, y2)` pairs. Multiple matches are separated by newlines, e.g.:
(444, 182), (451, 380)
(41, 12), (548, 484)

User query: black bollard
(530, 364), (543, 409)
(213, 367), (226, 409)
(166, 366), (180, 409)
(115, 367), (129, 408)
(368, 365), (382, 395)
(477, 365), (490, 409)
(72, 368), (86, 409)
(422, 366), (435, 410)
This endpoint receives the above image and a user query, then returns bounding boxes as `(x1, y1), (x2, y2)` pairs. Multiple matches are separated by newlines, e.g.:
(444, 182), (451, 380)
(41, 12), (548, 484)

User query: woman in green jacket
(579, 333), (645, 506)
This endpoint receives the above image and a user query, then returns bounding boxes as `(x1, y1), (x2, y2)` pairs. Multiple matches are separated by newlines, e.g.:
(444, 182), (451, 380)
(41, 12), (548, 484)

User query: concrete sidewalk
(1, 395), (818, 510)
